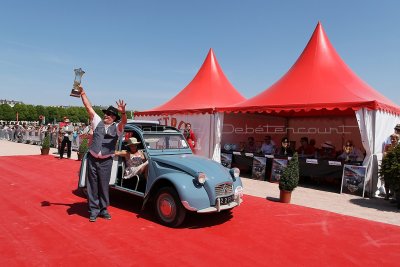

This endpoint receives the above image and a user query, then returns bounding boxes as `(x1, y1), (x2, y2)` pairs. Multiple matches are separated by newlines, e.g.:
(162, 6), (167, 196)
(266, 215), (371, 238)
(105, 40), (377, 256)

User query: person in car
(115, 137), (148, 180)
(79, 85), (127, 222)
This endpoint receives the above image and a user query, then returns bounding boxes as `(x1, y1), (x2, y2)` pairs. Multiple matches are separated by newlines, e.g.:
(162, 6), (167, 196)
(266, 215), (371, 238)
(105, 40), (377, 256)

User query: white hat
(322, 141), (335, 149)
(127, 137), (141, 145)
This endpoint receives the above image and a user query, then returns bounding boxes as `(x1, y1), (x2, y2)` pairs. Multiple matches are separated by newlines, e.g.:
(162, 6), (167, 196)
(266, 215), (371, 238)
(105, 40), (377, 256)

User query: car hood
(151, 154), (231, 181)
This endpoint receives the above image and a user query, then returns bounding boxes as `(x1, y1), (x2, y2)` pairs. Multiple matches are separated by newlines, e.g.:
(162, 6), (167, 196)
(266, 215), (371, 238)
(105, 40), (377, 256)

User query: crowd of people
(239, 135), (366, 162)
(0, 119), (92, 152)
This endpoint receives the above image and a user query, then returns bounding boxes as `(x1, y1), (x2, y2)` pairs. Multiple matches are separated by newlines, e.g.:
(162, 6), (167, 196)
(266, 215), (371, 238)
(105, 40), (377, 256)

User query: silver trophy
(70, 68), (85, 97)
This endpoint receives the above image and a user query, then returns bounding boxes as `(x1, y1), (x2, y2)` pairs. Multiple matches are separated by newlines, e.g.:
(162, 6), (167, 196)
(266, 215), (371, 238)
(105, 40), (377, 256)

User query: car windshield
(143, 133), (189, 150)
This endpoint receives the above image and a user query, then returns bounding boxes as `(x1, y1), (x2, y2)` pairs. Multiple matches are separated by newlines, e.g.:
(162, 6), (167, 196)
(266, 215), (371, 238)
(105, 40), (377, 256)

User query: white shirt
(261, 142), (275, 155)
(89, 113), (122, 158)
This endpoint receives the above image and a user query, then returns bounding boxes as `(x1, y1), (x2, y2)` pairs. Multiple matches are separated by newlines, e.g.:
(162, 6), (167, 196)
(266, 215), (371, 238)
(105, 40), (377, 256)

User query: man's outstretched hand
(116, 100), (126, 114)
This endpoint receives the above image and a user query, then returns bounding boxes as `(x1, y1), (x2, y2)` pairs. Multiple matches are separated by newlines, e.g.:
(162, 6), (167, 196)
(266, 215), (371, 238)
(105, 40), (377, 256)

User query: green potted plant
(379, 145), (400, 208)
(279, 152), (299, 203)
(40, 134), (51, 155)
(77, 138), (89, 161)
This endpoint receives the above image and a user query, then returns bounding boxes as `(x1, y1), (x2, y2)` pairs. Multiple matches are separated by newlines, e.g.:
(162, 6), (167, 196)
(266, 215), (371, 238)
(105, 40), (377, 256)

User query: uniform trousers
(87, 153), (113, 216)
(60, 136), (71, 158)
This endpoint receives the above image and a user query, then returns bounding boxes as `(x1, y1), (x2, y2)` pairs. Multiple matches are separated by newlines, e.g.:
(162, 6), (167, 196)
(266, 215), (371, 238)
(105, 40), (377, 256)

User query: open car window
(144, 133), (189, 150)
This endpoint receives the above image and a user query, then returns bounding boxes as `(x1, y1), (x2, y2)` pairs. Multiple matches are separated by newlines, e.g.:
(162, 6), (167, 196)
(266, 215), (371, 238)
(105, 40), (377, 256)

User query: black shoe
(99, 211), (111, 220)
(89, 214), (97, 222)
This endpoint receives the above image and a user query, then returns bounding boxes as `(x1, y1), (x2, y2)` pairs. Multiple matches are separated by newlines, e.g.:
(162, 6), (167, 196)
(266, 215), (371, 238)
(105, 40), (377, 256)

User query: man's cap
(322, 141), (335, 149)
(394, 124), (400, 130)
(102, 106), (120, 121)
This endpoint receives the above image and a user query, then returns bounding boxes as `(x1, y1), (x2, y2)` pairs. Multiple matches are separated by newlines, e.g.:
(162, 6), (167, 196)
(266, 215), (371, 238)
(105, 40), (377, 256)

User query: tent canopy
(136, 48), (245, 116)
(219, 22), (400, 115)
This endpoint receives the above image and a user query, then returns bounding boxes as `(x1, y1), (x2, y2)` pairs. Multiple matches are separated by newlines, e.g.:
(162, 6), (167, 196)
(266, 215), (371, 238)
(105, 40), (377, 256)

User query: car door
(77, 152), (120, 188)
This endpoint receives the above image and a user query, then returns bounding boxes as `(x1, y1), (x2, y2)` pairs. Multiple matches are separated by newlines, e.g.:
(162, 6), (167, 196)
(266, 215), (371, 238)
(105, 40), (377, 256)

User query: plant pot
(280, 190), (292, 203)
(41, 148), (50, 155)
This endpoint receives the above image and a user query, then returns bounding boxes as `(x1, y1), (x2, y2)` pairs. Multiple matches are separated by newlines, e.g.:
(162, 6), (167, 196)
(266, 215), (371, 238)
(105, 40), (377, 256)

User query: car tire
(155, 187), (186, 227)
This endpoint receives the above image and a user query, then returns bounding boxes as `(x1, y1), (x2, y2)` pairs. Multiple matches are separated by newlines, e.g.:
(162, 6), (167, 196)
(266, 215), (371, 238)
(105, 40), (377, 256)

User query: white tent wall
(356, 109), (400, 196)
(134, 113), (224, 160)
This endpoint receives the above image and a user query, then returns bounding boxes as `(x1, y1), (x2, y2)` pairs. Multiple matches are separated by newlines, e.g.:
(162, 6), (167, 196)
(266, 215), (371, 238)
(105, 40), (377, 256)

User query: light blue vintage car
(78, 121), (243, 227)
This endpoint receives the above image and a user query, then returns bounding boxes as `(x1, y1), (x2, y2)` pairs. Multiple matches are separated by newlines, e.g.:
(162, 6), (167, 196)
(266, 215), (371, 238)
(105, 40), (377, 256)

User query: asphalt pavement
(1, 139), (399, 226)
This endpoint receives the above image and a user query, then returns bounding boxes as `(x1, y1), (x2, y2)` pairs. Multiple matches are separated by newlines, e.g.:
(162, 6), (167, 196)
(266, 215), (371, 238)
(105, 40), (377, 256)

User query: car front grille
(215, 183), (233, 197)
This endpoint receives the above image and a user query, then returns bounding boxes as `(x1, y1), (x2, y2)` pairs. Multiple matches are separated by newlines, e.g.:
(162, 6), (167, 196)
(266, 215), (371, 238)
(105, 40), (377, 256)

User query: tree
(0, 104), (15, 121)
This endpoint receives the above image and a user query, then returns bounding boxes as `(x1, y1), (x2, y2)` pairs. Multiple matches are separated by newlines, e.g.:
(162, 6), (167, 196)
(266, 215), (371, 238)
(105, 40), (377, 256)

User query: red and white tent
(219, 22), (400, 196)
(220, 22), (399, 115)
(135, 48), (245, 159)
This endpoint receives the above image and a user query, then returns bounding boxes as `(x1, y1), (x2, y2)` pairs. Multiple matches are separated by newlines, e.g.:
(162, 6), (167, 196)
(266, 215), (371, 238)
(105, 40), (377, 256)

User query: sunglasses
(104, 112), (114, 116)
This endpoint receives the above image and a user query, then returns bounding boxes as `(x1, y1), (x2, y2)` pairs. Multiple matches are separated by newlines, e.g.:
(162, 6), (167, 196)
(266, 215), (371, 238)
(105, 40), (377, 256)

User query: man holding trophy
(72, 69), (127, 222)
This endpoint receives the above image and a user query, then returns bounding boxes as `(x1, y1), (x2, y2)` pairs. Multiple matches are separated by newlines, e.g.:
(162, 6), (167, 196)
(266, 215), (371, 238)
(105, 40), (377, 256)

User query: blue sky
(1, 0), (399, 110)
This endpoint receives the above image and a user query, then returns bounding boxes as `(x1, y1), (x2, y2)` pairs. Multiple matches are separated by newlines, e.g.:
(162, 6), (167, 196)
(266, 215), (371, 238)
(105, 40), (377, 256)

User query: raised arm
(116, 99), (127, 132)
(78, 85), (96, 122)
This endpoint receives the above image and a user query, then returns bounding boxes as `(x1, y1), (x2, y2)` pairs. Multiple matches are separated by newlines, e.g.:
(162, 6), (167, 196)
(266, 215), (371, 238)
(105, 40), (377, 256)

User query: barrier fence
(0, 128), (88, 152)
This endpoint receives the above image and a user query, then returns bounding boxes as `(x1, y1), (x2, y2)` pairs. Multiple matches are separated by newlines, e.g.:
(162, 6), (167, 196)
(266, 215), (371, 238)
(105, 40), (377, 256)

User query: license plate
(219, 195), (234, 205)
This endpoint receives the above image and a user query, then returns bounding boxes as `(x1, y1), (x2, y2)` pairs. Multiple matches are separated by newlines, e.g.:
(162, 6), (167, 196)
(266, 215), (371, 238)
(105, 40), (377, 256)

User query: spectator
(244, 136), (258, 153)
(296, 137), (316, 158)
(60, 118), (74, 159)
(261, 135), (276, 155)
(382, 133), (399, 200)
(183, 123), (196, 152)
(319, 141), (337, 160)
(275, 137), (293, 157)
(337, 140), (364, 162)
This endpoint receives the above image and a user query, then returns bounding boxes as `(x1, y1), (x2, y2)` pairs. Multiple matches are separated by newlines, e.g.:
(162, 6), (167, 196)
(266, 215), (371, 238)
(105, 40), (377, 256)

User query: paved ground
(1, 139), (399, 226)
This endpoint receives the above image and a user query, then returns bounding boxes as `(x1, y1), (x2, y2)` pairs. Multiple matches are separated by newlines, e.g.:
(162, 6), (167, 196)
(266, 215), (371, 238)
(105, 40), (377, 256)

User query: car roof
(126, 119), (160, 126)
(125, 121), (181, 134)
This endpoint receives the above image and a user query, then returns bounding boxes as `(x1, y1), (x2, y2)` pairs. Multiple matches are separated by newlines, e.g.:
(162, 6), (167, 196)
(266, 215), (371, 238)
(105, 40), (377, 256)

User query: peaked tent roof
(219, 22), (400, 115)
(136, 48), (246, 116)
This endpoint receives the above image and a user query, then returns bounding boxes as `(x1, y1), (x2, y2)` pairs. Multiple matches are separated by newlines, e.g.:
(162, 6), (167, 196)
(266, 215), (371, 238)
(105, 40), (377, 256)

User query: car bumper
(182, 195), (243, 213)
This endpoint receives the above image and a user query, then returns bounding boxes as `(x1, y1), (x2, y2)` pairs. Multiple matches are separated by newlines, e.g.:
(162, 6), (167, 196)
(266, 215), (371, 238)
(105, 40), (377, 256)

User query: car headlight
(229, 167), (240, 180)
(197, 172), (207, 184)
(235, 186), (244, 198)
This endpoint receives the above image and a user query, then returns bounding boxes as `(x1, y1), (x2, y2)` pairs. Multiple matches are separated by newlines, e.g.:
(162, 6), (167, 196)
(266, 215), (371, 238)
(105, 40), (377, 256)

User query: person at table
(275, 137), (293, 157)
(261, 135), (276, 155)
(319, 141), (337, 160)
(296, 137), (316, 158)
(243, 136), (258, 153)
(337, 140), (364, 162)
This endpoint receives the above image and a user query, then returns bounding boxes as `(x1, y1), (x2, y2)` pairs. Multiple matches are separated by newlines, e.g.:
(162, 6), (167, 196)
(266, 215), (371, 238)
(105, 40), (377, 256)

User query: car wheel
(155, 187), (186, 227)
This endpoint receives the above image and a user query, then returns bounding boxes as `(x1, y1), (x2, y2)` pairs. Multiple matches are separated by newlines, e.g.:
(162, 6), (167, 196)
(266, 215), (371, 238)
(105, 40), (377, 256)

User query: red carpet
(0, 155), (399, 266)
